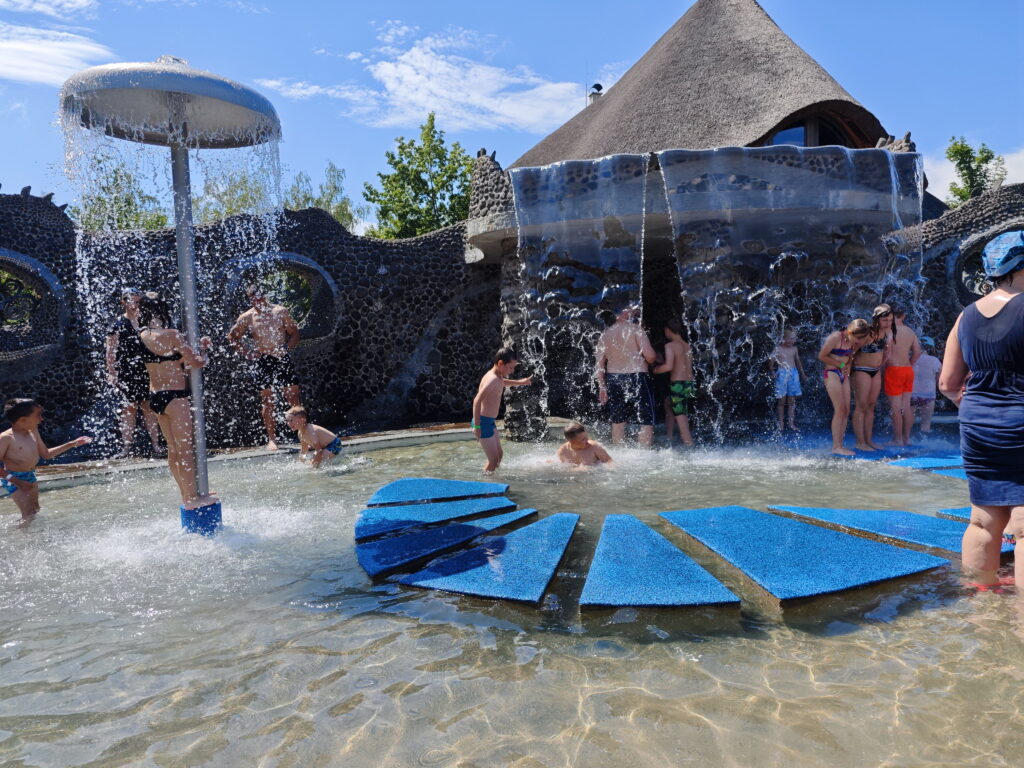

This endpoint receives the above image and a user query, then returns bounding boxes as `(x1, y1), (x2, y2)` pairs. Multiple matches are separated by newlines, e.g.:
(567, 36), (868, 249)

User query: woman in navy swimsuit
(941, 231), (1024, 588)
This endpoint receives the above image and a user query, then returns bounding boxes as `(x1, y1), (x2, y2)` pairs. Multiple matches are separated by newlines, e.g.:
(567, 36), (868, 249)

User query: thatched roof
(513, 0), (886, 168)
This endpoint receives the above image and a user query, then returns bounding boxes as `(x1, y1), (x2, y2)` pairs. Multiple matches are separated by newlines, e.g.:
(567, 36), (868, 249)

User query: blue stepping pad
(932, 468), (968, 480)
(889, 455), (963, 469)
(937, 506), (970, 521)
(355, 496), (516, 541)
(367, 477), (509, 507)
(399, 513), (579, 604)
(661, 506), (948, 600)
(768, 505), (1013, 555)
(579, 515), (739, 607)
(356, 508), (538, 578)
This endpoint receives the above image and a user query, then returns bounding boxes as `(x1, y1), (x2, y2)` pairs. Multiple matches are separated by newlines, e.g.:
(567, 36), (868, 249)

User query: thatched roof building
(513, 0), (888, 168)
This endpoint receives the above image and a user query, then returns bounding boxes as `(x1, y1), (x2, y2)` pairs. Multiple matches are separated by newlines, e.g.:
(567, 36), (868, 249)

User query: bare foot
(152, 446), (167, 458)
(854, 443), (876, 451)
(266, 440), (279, 451)
(832, 447), (855, 456)
(868, 442), (884, 451)
(183, 493), (220, 510)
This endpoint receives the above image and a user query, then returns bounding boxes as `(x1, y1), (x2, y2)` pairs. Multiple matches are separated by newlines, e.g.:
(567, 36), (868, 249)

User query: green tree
(945, 136), (1007, 207)
(68, 156), (168, 231)
(284, 161), (368, 231)
(193, 169), (273, 224)
(362, 113), (474, 239)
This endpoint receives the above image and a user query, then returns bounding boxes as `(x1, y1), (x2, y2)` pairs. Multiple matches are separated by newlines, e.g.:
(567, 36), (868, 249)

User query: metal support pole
(169, 142), (210, 498)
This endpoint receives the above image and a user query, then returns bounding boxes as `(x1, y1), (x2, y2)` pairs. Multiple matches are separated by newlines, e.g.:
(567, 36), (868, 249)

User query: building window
(763, 116), (856, 148)
(769, 124), (806, 146)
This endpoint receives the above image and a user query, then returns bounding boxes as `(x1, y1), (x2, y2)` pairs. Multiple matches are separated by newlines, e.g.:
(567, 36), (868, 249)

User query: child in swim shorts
(285, 405), (343, 468)
(770, 327), (804, 431)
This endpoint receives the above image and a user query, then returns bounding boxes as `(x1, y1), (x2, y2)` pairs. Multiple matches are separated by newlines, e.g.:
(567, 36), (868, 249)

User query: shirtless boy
(284, 405), (343, 468)
(770, 327), (804, 432)
(654, 318), (696, 446)
(227, 284), (302, 450)
(1, 398), (91, 522)
(595, 305), (657, 446)
(471, 347), (532, 473)
(884, 308), (922, 447)
(556, 422), (612, 467)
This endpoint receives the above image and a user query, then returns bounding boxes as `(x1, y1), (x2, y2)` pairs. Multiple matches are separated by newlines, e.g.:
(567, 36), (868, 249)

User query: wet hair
(138, 292), (172, 328)
(598, 310), (617, 329)
(870, 304), (895, 340)
(564, 422), (587, 440)
(664, 318), (688, 341)
(4, 398), (40, 423)
(846, 318), (871, 338)
(286, 405), (309, 421)
(245, 283), (265, 300)
(494, 347), (517, 365)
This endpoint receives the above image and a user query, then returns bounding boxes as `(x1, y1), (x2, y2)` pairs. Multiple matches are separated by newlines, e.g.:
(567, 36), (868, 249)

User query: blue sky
(1, 0), (1022, 226)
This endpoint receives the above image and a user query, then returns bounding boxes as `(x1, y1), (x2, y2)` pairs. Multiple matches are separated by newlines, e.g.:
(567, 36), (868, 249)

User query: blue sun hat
(982, 230), (1024, 277)
(919, 335), (935, 350)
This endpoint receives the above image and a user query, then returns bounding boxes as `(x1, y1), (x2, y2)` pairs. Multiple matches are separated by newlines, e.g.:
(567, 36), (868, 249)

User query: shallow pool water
(2, 440), (1021, 767)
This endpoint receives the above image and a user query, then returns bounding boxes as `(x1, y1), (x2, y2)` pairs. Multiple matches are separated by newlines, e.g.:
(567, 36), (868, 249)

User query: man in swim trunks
(654, 318), (696, 446)
(883, 308), (922, 447)
(596, 305), (658, 446)
(227, 285), (302, 450)
(471, 347), (533, 473)
(556, 422), (612, 467)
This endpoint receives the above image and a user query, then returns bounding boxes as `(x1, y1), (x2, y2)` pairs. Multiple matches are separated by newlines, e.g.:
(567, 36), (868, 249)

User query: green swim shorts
(669, 380), (695, 416)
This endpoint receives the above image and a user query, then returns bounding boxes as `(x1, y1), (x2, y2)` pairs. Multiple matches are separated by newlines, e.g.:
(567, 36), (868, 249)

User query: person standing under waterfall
(851, 305), (894, 451)
(654, 318), (696, 446)
(769, 327), (804, 434)
(884, 308), (922, 447)
(227, 284), (301, 450)
(137, 293), (216, 510)
(940, 231), (1024, 589)
(818, 320), (871, 455)
(471, 347), (533, 473)
(596, 305), (658, 446)
(910, 336), (942, 438)
(105, 288), (164, 458)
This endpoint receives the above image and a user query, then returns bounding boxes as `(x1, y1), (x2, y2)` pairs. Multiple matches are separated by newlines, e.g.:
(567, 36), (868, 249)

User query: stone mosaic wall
(0, 190), (500, 449)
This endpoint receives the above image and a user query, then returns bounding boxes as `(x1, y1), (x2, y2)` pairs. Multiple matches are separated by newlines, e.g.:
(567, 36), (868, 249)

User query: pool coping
(35, 418), (573, 490)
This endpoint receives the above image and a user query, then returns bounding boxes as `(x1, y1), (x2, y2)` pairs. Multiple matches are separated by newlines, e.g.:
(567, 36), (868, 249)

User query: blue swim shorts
(2, 469), (37, 496)
(478, 416), (497, 439)
(775, 367), (802, 398)
(324, 435), (343, 455)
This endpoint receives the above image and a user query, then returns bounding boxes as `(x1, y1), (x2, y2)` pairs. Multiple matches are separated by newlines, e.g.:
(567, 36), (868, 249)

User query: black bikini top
(861, 336), (887, 355)
(137, 329), (183, 363)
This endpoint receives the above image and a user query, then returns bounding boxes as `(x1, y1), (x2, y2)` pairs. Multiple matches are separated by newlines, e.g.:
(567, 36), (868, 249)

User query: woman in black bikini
(818, 319), (871, 455)
(137, 293), (214, 509)
(851, 304), (894, 451)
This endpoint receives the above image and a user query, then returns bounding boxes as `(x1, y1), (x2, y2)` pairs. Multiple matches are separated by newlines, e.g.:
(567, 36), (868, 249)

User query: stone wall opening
(0, 247), (68, 382)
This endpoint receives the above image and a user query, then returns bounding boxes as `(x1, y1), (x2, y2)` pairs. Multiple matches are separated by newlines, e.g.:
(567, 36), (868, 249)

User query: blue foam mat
(768, 505), (1013, 555)
(355, 496), (516, 541)
(932, 468), (968, 480)
(399, 513), (579, 603)
(937, 506), (970, 521)
(357, 508), (538, 578)
(579, 515), (738, 607)
(367, 477), (509, 507)
(661, 506), (948, 600)
(889, 455), (963, 469)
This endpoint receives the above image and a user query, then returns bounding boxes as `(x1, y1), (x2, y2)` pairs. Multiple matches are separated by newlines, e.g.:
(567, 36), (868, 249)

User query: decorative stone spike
(57, 203), (68, 211)
(42, 192), (54, 202)
(20, 186), (31, 196)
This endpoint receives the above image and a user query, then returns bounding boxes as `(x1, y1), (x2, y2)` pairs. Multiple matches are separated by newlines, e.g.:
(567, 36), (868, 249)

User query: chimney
(588, 83), (603, 105)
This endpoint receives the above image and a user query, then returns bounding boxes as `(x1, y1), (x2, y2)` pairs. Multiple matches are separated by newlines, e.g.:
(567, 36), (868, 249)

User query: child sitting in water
(1, 398), (91, 522)
(556, 422), (612, 468)
(770, 327), (804, 432)
(285, 406), (343, 468)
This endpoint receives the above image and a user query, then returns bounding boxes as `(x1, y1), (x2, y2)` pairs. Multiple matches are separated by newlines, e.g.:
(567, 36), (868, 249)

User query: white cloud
(374, 19), (419, 45)
(596, 60), (631, 91)
(260, 26), (583, 134)
(345, 51), (362, 61)
(923, 146), (1024, 201)
(0, 1), (97, 17)
(0, 22), (114, 85)
(222, 0), (269, 13)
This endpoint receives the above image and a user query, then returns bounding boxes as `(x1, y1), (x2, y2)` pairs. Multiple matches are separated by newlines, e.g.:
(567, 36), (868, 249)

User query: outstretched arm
(33, 431), (91, 461)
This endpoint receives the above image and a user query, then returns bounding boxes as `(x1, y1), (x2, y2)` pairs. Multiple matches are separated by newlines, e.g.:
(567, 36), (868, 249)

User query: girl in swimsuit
(818, 319), (871, 455)
(851, 304), (894, 451)
(137, 293), (215, 510)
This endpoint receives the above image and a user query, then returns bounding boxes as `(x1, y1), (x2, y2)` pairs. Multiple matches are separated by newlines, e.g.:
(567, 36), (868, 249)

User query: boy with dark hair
(769, 327), (804, 433)
(1, 399), (91, 522)
(471, 347), (532, 473)
(556, 422), (612, 467)
(284, 405), (343, 468)
(654, 318), (696, 446)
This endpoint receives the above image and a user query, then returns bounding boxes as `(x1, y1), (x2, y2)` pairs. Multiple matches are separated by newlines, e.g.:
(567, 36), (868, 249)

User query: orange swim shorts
(884, 365), (915, 396)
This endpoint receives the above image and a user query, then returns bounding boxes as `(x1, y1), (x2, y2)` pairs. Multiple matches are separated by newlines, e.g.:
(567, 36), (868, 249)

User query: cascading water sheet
(507, 155), (649, 433)
(655, 146), (925, 439)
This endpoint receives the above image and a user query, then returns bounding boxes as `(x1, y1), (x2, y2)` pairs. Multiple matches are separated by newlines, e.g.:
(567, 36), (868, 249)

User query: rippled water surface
(2, 440), (1022, 767)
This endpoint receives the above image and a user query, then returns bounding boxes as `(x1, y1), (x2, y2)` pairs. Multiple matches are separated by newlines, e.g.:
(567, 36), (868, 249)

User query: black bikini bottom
(150, 389), (190, 415)
(853, 366), (880, 378)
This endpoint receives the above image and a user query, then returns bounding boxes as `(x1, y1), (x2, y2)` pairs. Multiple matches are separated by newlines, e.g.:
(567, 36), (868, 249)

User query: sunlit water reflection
(2, 441), (1021, 766)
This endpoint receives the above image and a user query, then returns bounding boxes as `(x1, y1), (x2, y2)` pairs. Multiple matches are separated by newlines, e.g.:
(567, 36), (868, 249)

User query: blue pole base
(181, 501), (222, 535)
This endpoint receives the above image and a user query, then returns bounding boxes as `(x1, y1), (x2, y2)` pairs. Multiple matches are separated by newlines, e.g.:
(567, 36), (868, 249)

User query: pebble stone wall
(0, 190), (501, 450)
